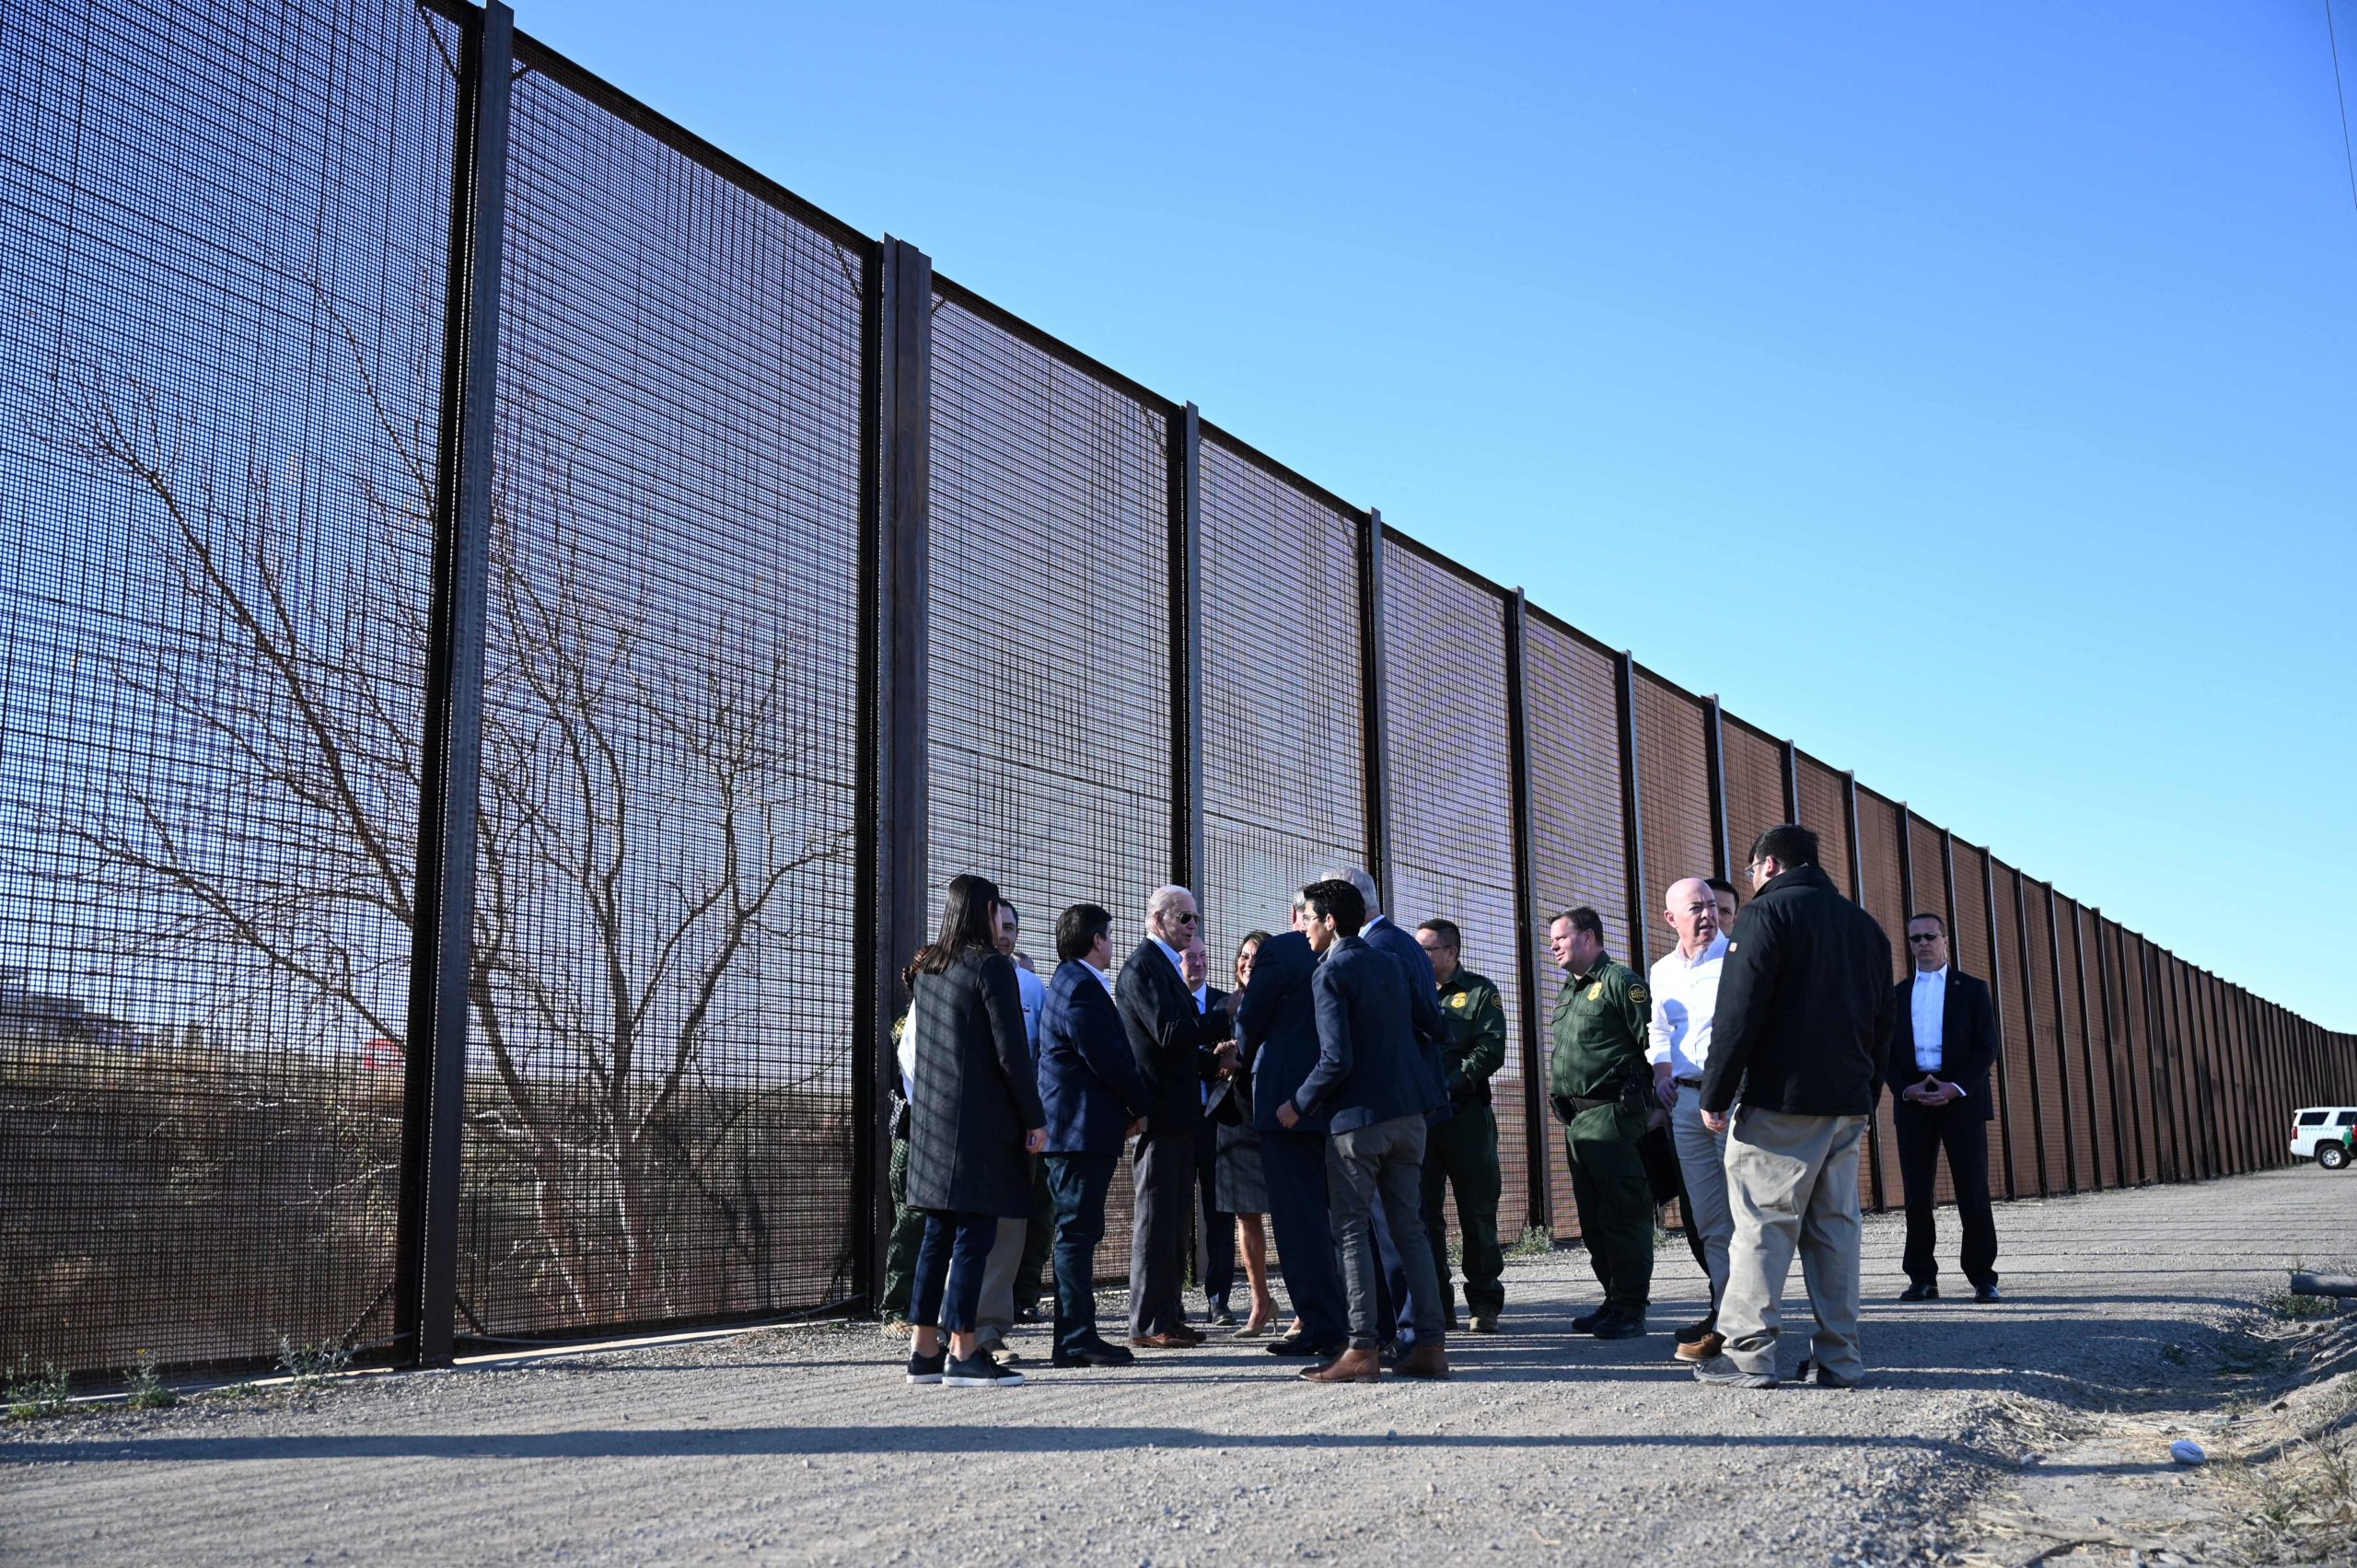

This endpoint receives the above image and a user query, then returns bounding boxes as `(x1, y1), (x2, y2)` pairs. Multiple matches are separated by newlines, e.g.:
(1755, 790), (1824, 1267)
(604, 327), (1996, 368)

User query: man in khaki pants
(1693, 824), (1896, 1389)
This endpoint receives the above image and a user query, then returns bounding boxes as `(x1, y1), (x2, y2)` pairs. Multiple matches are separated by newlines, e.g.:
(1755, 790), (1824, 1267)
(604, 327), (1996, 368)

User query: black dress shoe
(1051, 1340), (1136, 1368)
(1265, 1332), (1331, 1357)
(1570, 1307), (1609, 1333)
(1898, 1282), (1939, 1302)
(1588, 1313), (1645, 1341)
(1379, 1339), (1411, 1369)
(1973, 1283), (2003, 1303)
(1014, 1304), (1045, 1325)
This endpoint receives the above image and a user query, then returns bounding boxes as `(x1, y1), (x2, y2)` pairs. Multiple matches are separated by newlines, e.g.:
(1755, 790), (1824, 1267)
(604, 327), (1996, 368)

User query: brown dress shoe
(1128, 1332), (1196, 1349)
(1169, 1324), (1208, 1345)
(1674, 1331), (1725, 1364)
(1298, 1347), (1382, 1383)
(1398, 1341), (1451, 1379)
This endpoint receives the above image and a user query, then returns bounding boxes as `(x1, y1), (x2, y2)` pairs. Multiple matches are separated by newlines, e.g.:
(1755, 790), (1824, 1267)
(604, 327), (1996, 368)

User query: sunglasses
(1907, 934), (1942, 944)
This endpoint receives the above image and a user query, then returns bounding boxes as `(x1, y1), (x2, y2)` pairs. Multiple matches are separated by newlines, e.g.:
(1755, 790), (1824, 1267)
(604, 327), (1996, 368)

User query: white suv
(2291, 1108), (2357, 1169)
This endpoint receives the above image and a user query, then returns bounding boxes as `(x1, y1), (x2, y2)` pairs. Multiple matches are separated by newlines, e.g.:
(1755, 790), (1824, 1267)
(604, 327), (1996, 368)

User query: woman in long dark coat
(903, 873), (1046, 1388)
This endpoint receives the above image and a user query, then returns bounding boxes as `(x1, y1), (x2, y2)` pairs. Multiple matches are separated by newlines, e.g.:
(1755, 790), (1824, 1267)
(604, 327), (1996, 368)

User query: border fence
(3, 0), (2351, 1379)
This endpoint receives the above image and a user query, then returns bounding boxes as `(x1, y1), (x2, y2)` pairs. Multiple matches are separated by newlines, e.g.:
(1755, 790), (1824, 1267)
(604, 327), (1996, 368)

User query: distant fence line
(1, 0), (2347, 1379)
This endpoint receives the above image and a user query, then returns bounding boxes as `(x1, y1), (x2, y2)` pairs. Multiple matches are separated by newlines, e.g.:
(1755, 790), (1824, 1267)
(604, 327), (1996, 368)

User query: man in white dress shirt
(1649, 877), (1734, 1364)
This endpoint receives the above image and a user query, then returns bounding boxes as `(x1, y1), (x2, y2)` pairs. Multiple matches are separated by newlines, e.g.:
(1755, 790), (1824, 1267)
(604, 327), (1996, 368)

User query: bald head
(1663, 876), (1720, 958)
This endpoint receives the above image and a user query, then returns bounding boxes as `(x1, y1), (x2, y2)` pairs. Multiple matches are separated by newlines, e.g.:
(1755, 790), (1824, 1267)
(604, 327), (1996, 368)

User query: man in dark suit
(1116, 884), (1237, 1347)
(1280, 878), (1449, 1383)
(1236, 897), (1350, 1357)
(1887, 912), (2003, 1303)
(1037, 903), (1154, 1367)
(1322, 866), (1446, 1355)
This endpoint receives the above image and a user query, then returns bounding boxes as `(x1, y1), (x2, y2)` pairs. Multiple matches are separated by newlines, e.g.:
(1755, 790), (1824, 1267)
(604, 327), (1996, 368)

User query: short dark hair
(1417, 918), (1461, 951)
(1907, 912), (1946, 935)
(1748, 824), (1818, 869)
(1704, 877), (1737, 901)
(1556, 906), (1605, 943)
(1000, 901), (1020, 923)
(1300, 878), (1366, 936)
(1055, 903), (1113, 963)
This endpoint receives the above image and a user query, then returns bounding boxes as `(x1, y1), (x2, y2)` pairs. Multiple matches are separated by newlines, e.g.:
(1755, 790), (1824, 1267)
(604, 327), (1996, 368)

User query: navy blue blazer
(1236, 930), (1328, 1134)
(1361, 916), (1449, 1115)
(1038, 960), (1154, 1156)
(1294, 935), (1431, 1133)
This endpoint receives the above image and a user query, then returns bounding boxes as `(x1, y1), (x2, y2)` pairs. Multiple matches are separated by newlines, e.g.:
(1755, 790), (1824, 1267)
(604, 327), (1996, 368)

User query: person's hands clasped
(1701, 1108), (1729, 1134)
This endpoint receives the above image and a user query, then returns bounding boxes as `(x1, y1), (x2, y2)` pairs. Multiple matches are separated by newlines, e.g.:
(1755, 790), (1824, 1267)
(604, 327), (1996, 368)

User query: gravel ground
(3, 1166), (2342, 1566)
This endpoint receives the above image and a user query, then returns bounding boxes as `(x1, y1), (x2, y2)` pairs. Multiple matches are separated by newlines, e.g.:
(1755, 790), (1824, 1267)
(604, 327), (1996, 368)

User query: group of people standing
(882, 820), (2003, 1392)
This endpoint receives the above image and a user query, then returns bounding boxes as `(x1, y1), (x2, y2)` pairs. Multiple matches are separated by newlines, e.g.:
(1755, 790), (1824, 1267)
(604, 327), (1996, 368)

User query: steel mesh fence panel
(1720, 718), (1784, 872)
(2008, 872), (2064, 1192)
(458, 49), (867, 1338)
(2056, 898), (2110, 1190)
(1991, 860), (2050, 1197)
(1631, 672), (1713, 968)
(1525, 617), (1629, 1238)
(1380, 543), (1527, 1238)
(2106, 921), (2151, 1185)
(1197, 436), (1363, 991)
(927, 295), (1172, 1283)
(1855, 788), (1910, 1207)
(1796, 755), (1852, 902)
(0, 0), (453, 1375)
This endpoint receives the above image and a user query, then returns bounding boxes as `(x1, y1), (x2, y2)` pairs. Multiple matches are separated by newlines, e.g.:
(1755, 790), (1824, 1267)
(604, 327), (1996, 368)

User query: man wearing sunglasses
(1886, 913), (2003, 1303)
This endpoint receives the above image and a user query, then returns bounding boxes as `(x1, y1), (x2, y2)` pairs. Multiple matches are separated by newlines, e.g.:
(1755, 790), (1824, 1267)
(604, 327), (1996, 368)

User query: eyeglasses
(1175, 912), (1198, 924)
(1907, 934), (1942, 944)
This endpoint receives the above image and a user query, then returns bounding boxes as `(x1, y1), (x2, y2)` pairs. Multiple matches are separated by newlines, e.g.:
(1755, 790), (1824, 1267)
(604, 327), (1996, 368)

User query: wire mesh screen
(2015, 883), (2068, 1191)
(927, 296), (1172, 1283)
(1854, 788), (1910, 1207)
(459, 51), (867, 1337)
(1631, 672), (1713, 968)
(2055, 898), (2109, 1190)
(1720, 718), (1784, 871)
(1796, 755), (1852, 901)
(1524, 618), (1631, 1238)
(2105, 922), (2152, 1185)
(1379, 543), (1527, 1238)
(0, 0), (452, 1374)
(1197, 436), (1363, 983)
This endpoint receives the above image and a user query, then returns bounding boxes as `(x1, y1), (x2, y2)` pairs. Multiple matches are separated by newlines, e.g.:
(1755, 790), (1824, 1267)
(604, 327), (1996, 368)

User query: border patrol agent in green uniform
(1414, 919), (1507, 1333)
(1545, 905), (1654, 1338)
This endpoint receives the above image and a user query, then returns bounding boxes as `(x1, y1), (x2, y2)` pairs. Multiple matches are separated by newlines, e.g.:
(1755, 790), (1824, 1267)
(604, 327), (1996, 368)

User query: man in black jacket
(1117, 884), (1237, 1347)
(1887, 912), (2003, 1302)
(1694, 825), (1895, 1390)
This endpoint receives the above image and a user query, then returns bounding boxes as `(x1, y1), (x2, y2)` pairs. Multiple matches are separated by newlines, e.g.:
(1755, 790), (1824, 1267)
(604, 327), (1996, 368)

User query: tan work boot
(1298, 1347), (1382, 1383)
(1674, 1331), (1725, 1364)
(1398, 1339), (1451, 1379)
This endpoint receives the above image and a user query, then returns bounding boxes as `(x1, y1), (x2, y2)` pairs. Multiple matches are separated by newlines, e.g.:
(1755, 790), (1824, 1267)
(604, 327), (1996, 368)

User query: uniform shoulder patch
(1628, 984), (1649, 1005)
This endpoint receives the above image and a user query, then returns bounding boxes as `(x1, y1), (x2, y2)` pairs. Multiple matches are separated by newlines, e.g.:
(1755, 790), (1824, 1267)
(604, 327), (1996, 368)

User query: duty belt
(1561, 1092), (1621, 1114)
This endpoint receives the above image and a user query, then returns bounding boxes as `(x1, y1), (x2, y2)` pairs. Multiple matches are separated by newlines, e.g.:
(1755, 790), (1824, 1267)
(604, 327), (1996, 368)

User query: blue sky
(521, 0), (2357, 1028)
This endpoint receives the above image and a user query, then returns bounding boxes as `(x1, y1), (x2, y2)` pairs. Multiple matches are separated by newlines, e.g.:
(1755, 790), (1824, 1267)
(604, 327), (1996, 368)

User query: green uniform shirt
(1435, 967), (1507, 1102)
(1547, 952), (1650, 1101)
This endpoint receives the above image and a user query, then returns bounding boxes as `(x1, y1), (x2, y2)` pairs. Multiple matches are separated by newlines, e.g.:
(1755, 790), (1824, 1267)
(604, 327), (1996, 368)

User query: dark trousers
(1194, 1117), (1236, 1313)
(1895, 1102), (2000, 1289)
(910, 1211), (996, 1333)
(1016, 1158), (1054, 1311)
(1329, 1114), (1446, 1350)
(1042, 1152), (1117, 1354)
(1564, 1107), (1655, 1317)
(1128, 1127), (1197, 1336)
(1260, 1128), (1348, 1347)
(881, 1135), (929, 1319)
(1638, 1121), (1712, 1284)
(1369, 1194), (1419, 1342)
(1421, 1100), (1504, 1319)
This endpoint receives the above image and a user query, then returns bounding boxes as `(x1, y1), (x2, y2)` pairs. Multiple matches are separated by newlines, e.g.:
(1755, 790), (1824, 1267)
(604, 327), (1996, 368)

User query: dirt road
(4, 1167), (2340, 1565)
